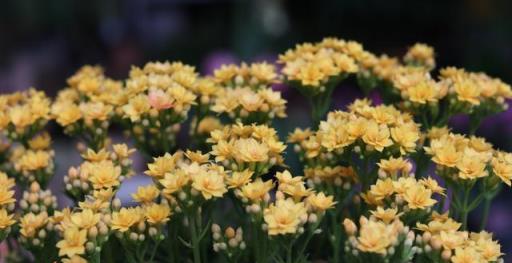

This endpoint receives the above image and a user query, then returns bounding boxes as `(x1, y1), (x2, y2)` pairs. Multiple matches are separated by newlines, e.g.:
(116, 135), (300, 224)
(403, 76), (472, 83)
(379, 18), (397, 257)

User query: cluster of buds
(64, 144), (135, 202)
(208, 122), (286, 176)
(211, 63), (286, 124)
(211, 224), (246, 260)
(342, 216), (416, 262)
(0, 89), (52, 144)
(119, 61), (197, 155)
(17, 183), (59, 262)
(52, 66), (122, 150)
(12, 132), (55, 188)
(415, 213), (503, 263)
(19, 182), (58, 216)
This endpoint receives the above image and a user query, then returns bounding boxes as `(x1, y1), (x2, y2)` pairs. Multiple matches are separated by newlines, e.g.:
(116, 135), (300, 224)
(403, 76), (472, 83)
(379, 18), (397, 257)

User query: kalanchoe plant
(0, 37), (511, 263)
(52, 66), (122, 151)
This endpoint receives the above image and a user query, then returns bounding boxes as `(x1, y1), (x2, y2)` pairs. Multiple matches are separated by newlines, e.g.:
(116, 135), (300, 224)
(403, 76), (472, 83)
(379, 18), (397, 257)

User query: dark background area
(1, 0), (512, 259)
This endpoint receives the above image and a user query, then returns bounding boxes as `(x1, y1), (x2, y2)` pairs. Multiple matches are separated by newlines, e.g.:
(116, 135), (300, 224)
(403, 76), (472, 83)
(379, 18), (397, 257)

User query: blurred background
(1, 0), (512, 259)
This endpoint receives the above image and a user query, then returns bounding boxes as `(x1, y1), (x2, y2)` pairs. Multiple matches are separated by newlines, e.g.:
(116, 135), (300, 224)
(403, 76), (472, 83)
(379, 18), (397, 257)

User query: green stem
(460, 186), (471, 231)
(149, 240), (162, 263)
(189, 214), (201, 263)
(480, 198), (492, 230)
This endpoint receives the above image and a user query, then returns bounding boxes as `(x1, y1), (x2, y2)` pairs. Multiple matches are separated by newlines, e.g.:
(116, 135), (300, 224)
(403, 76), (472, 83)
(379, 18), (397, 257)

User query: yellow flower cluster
(146, 150), (227, 206)
(53, 208), (110, 261)
(425, 132), (504, 182)
(211, 63), (286, 124)
(120, 61), (197, 154)
(64, 144), (135, 202)
(343, 216), (413, 258)
(52, 66), (120, 149)
(110, 195), (171, 248)
(12, 132), (55, 187)
(18, 181), (59, 255)
(440, 67), (512, 107)
(209, 123), (286, 176)
(231, 170), (334, 237)
(416, 213), (503, 262)
(0, 89), (51, 142)
(279, 38), (360, 91)
(403, 43), (436, 70)
(362, 175), (444, 212)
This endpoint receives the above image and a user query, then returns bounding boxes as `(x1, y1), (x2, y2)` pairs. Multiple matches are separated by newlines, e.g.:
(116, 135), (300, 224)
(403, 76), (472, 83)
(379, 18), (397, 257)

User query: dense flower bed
(0, 38), (510, 263)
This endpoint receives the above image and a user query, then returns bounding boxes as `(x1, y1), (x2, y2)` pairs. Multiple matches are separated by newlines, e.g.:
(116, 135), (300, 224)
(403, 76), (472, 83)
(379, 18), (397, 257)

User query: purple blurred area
(1, 0), (512, 259)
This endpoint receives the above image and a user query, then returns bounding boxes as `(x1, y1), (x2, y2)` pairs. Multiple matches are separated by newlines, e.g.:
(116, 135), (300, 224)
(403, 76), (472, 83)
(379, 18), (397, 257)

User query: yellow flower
(71, 209), (100, 229)
(362, 122), (392, 152)
(403, 185), (437, 210)
(473, 237), (502, 262)
(420, 177), (446, 196)
(264, 198), (307, 235)
(144, 203), (172, 225)
(368, 178), (395, 201)
(226, 169), (253, 189)
(16, 150), (51, 171)
(9, 105), (36, 130)
(377, 157), (412, 176)
(145, 153), (181, 179)
(491, 152), (512, 185)
(370, 207), (402, 224)
(0, 209), (15, 229)
(306, 192), (336, 212)
(357, 220), (397, 254)
(234, 138), (269, 163)
(28, 132), (51, 150)
(80, 101), (113, 122)
(122, 94), (151, 122)
(407, 81), (439, 104)
(454, 78), (481, 105)
(240, 178), (274, 203)
(112, 144), (136, 159)
(81, 148), (109, 162)
(52, 101), (82, 126)
(19, 212), (48, 238)
(456, 149), (488, 180)
(184, 150), (210, 164)
(111, 207), (144, 232)
(191, 168), (227, 200)
(390, 124), (419, 154)
(132, 184), (160, 204)
(159, 170), (190, 196)
(56, 227), (87, 257)
(0, 187), (15, 207)
(440, 231), (467, 250)
(88, 160), (121, 189)
(426, 142), (460, 168)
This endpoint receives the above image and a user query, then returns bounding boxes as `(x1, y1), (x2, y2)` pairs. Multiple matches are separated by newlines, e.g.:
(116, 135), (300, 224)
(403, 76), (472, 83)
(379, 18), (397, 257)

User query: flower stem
(189, 214), (201, 263)
(480, 198), (491, 230)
